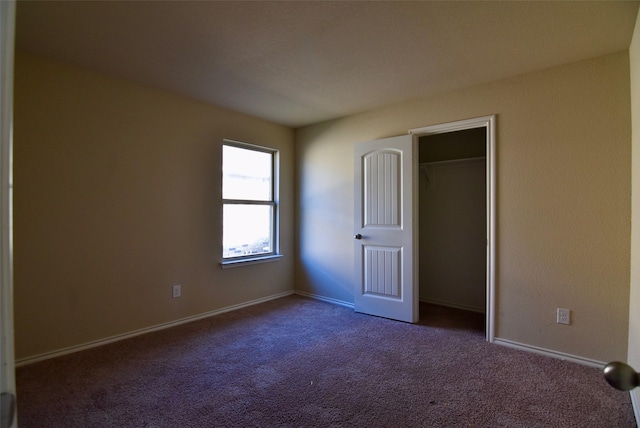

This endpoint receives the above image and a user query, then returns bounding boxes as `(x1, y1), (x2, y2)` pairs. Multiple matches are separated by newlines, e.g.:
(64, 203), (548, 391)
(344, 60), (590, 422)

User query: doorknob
(354, 234), (362, 240)
(604, 361), (640, 391)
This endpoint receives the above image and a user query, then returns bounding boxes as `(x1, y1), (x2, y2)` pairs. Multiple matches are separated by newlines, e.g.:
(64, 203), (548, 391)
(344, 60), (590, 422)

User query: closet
(418, 128), (487, 314)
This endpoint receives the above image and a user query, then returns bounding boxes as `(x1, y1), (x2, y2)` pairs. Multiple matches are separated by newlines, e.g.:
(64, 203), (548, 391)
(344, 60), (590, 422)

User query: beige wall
(13, 52), (295, 360)
(628, 7), (640, 409)
(296, 52), (631, 362)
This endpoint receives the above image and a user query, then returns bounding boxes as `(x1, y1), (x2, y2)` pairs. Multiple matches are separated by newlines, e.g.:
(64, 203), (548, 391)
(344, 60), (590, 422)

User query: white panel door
(354, 134), (418, 323)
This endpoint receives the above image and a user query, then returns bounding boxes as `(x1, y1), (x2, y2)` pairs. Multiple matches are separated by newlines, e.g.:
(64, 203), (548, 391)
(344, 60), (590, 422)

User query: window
(221, 140), (280, 266)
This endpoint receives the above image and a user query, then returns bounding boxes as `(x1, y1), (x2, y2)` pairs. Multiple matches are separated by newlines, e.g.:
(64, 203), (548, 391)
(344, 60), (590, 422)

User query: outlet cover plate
(557, 308), (570, 325)
(172, 284), (181, 298)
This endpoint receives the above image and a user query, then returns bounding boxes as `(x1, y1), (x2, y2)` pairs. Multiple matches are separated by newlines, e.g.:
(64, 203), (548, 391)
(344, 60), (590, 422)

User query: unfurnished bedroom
(2, 1), (640, 427)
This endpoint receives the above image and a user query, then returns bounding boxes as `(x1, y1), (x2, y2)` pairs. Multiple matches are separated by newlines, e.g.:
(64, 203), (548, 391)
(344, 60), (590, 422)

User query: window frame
(220, 139), (282, 268)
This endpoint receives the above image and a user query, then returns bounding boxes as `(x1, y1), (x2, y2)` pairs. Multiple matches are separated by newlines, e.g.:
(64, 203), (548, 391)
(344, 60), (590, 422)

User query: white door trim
(0, 1), (16, 427)
(409, 115), (496, 342)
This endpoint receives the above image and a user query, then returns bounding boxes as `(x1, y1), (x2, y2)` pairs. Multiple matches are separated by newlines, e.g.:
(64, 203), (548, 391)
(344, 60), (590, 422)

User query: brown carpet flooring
(15, 295), (636, 427)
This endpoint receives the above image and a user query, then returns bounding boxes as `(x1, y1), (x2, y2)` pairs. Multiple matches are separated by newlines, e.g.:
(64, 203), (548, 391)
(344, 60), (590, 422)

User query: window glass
(222, 141), (277, 262)
(222, 145), (272, 201)
(223, 204), (273, 258)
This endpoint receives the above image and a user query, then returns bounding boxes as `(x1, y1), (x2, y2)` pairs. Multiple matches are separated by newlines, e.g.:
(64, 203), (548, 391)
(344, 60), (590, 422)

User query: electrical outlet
(557, 308), (570, 325)
(172, 284), (181, 298)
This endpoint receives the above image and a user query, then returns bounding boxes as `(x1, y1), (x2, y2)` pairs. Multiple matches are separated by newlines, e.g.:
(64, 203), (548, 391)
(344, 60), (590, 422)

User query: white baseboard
(19, 290), (611, 374)
(294, 290), (354, 309)
(419, 297), (485, 314)
(493, 337), (605, 368)
(294, 294), (605, 368)
(630, 389), (640, 426)
(16, 290), (294, 367)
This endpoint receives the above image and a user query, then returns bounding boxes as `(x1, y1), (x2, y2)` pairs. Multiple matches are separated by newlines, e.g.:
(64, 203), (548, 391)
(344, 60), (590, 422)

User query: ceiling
(15, 1), (640, 128)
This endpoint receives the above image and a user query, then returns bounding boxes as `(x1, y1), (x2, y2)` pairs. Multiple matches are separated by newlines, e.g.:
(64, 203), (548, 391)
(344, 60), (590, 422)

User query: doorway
(410, 116), (496, 342)
(419, 129), (486, 321)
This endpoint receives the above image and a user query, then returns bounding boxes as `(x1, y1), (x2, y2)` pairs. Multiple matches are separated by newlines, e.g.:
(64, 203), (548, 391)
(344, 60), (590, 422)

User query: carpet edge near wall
(16, 290), (613, 372)
(16, 290), (295, 367)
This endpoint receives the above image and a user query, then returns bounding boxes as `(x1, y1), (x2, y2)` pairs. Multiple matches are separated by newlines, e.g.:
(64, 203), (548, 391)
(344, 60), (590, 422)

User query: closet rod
(420, 156), (486, 166)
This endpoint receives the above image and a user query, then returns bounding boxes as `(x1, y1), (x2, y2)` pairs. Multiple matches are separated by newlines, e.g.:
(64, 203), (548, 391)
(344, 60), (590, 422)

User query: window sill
(220, 254), (283, 269)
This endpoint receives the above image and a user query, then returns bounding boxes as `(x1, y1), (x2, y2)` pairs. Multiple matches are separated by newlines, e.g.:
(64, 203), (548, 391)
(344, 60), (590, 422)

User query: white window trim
(220, 139), (281, 267)
(220, 254), (283, 269)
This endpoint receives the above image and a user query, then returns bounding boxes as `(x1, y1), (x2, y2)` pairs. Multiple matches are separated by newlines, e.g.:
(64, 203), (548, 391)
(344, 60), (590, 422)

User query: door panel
(364, 150), (400, 227)
(365, 246), (401, 297)
(354, 135), (417, 323)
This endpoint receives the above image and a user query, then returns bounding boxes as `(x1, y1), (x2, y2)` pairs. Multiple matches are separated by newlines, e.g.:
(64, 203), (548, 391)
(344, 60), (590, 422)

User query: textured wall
(13, 52), (295, 360)
(295, 52), (631, 362)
